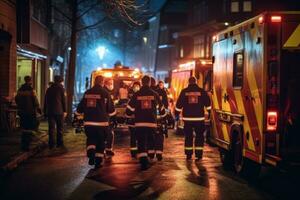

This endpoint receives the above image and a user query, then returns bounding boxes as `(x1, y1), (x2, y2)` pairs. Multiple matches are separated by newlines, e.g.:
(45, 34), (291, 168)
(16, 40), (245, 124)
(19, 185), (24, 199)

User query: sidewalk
(0, 121), (49, 172)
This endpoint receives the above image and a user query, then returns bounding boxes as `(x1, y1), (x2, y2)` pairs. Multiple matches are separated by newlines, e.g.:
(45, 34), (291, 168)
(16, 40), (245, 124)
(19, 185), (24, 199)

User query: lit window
(233, 51), (244, 88)
(180, 47), (184, 58)
(231, 1), (239, 13)
(243, 1), (252, 12)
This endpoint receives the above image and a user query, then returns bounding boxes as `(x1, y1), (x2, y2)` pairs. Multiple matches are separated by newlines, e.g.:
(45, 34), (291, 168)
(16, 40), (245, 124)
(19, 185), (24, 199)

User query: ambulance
(210, 12), (300, 176)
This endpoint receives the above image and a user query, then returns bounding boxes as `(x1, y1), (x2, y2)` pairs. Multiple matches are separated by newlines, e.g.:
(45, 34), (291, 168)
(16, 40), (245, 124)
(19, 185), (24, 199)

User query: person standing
(127, 81), (141, 158)
(44, 75), (67, 150)
(175, 77), (211, 161)
(77, 75), (116, 168)
(126, 76), (165, 170)
(15, 76), (41, 151)
(103, 78), (115, 157)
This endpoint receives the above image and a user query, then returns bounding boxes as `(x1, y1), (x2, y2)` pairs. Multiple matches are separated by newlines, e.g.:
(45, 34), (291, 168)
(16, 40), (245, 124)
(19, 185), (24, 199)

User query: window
(231, 1), (239, 13)
(194, 35), (205, 58)
(180, 46), (184, 58)
(243, 1), (252, 12)
(233, 51), (244, 88)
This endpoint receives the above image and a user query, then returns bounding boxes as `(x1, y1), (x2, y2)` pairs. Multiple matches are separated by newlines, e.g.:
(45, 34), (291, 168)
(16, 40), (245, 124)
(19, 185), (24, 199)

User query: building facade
(176, 0), (300, 66)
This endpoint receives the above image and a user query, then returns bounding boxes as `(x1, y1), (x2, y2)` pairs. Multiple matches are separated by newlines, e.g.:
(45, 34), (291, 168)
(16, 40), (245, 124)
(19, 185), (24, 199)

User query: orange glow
(212, 35), (217, 41)
(271, 16), (281, 23)
(179, 61), (195, 70)
(267, 111), (277, 131)
(258, 16), (264, 24)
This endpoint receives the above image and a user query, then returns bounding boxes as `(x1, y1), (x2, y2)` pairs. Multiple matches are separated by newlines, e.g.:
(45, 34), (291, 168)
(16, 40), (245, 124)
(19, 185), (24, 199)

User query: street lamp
(96, 46), (107, 60)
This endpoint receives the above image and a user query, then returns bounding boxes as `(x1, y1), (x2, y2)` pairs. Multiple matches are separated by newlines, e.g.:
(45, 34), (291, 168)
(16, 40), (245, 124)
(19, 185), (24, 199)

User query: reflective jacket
(175, 84), (211, 121)
(126, 86), (166, 128)
(77, 85), (116, 127)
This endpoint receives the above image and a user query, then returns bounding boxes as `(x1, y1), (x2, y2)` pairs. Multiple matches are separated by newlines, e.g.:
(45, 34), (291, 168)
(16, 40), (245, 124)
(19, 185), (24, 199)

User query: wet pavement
(0, 130), (299, 200)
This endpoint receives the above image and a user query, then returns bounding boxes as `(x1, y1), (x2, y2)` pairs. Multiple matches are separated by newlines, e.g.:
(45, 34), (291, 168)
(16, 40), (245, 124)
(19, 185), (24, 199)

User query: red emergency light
(258, 16), (264, 24)
(271, 16), (282, 23)
(267, 111), (278, 131)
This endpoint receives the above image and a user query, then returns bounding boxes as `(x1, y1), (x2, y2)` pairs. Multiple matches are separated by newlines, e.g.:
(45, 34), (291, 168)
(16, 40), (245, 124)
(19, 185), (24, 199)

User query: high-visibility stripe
(95, 153), (104, 158)
(185, 147), (193, 150)
(125, 114), (134, 118)
(155, 150), (163, 154)
(175, 107), (182, 112)
(195, 146), (203, 150)
(86, 145), (96, 150)
(159, 113), (167, 118)
(105, 148), (113, 151)
(130, 147), (138, 151)
(148, 150), (155, 154)
(85, 94), (101, 99)
(109, 110), (117, 116)
(84, 121), (109, 126)
(127, 105), (135, 111)
(137, 152), (148, 158)
(284, 24), (300, 48)
(182, 117), (205, 121)
(205, 106), (211, 110)
(135, 122), (157, 128)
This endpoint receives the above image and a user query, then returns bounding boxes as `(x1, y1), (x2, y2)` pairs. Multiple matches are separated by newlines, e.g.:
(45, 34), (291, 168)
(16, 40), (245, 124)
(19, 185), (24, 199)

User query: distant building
(16, 0), (50, 104)
(176, 0), (300, 67)
(155, 0), (188, 81)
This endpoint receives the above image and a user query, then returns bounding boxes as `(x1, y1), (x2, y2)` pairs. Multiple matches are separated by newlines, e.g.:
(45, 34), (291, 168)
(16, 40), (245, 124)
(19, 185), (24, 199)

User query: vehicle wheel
(232, 131), (244, 174)
(232, 131), (261, 179)
(219, 148), (233, 170)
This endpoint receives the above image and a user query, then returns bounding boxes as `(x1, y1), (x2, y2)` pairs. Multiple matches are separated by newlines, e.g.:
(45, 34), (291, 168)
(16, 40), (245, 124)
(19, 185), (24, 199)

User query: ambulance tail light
(267, 111), (278, 131)
(271, 16), (281, 23)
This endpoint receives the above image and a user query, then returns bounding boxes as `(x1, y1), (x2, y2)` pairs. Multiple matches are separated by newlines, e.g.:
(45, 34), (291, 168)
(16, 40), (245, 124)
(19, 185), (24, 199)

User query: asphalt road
(0, 130), (299, 200)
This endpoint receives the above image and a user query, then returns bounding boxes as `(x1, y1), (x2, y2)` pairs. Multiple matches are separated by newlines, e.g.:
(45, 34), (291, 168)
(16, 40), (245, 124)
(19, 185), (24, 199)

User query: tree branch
(52, 5), (72, 22)
(76, 2), (99, 20)
(76, 17), (108, 32)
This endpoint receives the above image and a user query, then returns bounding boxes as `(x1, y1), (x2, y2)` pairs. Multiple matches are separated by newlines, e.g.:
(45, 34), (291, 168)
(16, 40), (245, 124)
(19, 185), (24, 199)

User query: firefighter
(175, 76), (211, 161)
(126, 75), (166, 170)
(103, 78), (115, 157)
(15, 76), (41, 151)
(77, 75), (116, 169)
(127, 81), (141, 158)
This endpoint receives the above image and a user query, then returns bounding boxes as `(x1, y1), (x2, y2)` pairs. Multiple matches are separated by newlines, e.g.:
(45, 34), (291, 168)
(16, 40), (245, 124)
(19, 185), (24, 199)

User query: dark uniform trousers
(129, 126), (138, 156)
(135, 127), (155, 159)
(154, 129), (164, 155)
(184, 121), (205, 158)
(48, 114), (64, 148)
(85, 126), (107, 160)
(105, 125), (114, 152)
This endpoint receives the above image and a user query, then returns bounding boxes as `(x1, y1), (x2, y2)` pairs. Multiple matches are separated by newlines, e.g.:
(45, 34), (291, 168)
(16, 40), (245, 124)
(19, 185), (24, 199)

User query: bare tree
(51, 0), (152, 122)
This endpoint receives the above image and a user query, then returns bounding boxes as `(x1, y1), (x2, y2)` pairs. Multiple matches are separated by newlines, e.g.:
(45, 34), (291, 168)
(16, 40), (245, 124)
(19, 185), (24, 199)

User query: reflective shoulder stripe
(175, 107), (182, 112)
(205, 106), (212, 110)
(109, 110), (117, 116)
(182, 117), (205, 121)
(84, 121), (109, 126)
(185, 147), (193, 150)
(130, 147), (138, 151)
(195, 146), (204, 150)
(135, 122), (157, 128)
(127, 105), (135, 111)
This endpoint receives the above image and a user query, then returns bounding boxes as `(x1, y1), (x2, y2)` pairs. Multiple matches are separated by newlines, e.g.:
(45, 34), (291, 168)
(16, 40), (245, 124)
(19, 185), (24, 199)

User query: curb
(1, 132), (48, 172)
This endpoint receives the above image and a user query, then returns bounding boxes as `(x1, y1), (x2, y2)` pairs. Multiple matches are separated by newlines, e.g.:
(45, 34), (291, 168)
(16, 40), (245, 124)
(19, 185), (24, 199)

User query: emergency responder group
(15, 73), (211, 170)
